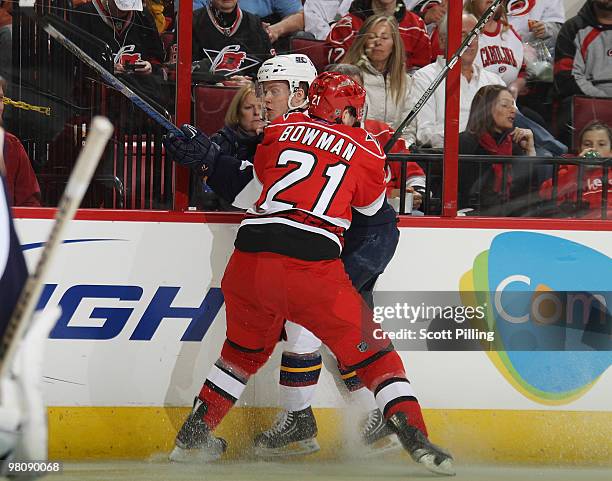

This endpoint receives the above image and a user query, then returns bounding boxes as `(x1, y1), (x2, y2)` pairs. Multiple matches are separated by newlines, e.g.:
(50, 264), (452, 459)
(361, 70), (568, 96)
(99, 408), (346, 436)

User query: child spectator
(539, 121), (612, 219)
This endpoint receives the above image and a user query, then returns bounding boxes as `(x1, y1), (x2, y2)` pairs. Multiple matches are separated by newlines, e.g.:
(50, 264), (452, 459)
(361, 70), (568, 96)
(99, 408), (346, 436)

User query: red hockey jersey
(539, 164), (612, 219)
(234, 112), (387, 260)
(364, 119), (425, 193)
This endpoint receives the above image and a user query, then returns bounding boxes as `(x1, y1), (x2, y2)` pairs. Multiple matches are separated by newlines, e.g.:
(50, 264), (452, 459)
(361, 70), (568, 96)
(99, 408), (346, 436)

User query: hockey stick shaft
(0, 116), (114, 378)
(30, 12), (181, 135)
(383, 0), (504, 153)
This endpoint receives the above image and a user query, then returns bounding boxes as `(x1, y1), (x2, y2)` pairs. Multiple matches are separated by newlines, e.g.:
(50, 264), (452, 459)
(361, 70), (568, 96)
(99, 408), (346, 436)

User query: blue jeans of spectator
(515, 110), (567, 156)
(341, 221), (400, 310)
(515, 110), (567, 183)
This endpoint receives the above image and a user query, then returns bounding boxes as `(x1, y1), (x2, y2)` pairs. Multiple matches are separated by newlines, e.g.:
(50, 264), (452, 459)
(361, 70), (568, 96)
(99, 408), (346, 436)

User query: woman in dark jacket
(459, 84), (536, 216)
(211, 83), (264, 162)
(195, 83), (264, 210)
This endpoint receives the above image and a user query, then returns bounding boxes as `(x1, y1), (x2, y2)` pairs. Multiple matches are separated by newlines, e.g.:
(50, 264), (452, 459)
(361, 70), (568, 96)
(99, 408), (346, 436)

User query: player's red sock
(382, 393), (427, 436)
(197, 359), (249, 430)
(198, 384), (236, 430)
(355, 349), (428, 435)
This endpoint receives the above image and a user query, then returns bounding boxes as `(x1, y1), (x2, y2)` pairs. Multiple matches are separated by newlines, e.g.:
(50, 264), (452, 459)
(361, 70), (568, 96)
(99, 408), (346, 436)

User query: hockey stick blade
(383, 0), (504, 153)
(0, 116), (114, 377)
(24, 9), (181, 135)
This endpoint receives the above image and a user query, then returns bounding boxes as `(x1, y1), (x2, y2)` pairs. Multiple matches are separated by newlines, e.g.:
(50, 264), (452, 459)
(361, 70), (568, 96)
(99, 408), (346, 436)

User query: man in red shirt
(165, 72), (454, 476)
(0, 78), (41, 207)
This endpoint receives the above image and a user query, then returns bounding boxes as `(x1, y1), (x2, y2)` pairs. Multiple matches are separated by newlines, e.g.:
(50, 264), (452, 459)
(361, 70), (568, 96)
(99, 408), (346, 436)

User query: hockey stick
(0, 116), (114, 378)
(23, 9), (181, 135)
(383, 0), (504, 153)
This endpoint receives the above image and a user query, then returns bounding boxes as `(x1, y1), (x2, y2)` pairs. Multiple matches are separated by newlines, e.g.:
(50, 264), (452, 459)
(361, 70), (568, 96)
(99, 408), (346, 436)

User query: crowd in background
(1, 0), (611, 218)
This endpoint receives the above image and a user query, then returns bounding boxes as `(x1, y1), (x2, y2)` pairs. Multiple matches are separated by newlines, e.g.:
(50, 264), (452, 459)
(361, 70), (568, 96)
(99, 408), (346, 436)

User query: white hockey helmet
(257, 54), (318, 93)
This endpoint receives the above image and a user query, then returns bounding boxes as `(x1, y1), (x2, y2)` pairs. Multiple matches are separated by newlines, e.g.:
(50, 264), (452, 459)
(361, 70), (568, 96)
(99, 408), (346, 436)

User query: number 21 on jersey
(260, 149), (349, 216)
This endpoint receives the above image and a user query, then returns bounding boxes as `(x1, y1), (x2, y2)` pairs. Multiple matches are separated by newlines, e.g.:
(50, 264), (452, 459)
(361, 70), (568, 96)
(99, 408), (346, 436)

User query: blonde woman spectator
(326, 0), (431, 70)
(343, 15), (412, 132)
(210, 83), (265, 162)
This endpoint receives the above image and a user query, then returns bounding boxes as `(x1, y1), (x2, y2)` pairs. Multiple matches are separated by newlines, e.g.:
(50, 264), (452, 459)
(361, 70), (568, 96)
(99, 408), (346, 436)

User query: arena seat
(193, 84), (240, 136)
(289, 37), (329, 73)
(571, 95), (612, 149)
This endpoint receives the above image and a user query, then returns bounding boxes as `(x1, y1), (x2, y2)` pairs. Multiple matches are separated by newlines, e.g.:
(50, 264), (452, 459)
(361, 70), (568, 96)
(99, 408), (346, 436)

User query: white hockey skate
(253, 407), (320, 457)
(169, 398), (227, 463)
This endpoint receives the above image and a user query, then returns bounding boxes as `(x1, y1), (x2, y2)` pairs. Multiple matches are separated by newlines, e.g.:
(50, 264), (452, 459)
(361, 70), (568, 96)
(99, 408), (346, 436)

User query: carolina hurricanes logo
(215, 51), (247, 71)
(114, 45), (142, 65)
(499, 66), (507, 73)
(608, 49), (612, 57)
(203, 45), (261, 75)
(506, 0), (537, 17)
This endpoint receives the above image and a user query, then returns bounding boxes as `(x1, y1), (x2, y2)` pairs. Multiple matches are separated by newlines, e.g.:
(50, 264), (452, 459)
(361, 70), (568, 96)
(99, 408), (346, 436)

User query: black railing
(388, 153), (611, 219)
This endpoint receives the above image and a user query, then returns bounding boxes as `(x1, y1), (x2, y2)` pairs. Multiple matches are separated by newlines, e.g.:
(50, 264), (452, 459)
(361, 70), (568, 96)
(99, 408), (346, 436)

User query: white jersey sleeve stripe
(232, 167), (263, 210)
(353, 190), (386, 217)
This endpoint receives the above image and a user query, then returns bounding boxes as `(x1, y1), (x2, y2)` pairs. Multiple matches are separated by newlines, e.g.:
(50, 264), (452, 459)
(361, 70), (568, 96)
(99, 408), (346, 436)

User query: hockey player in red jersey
(168, 72), (454, 476)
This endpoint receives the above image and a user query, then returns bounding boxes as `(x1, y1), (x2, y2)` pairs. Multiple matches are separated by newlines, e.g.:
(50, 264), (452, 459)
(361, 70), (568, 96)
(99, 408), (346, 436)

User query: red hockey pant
(200, 250), (427, 433)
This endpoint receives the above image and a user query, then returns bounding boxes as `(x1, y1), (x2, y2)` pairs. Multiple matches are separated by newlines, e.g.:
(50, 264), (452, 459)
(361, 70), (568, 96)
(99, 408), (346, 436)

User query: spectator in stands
(191, 0), (274, 79)
(458, 84), (536, 216)
(210, 83), (265, 161)
(0, 77), (41, 207)
(71, 0), (165, 103)
(408, 0), (446, 25)
(146, 0), (171, 33)
(407, 1), (446, 60)
(539, 120), (612, 219)
(417, 1), (446, 60)
(406, 12), (504, 148)
(304, 0), (352, 40)
(506, 0), (565, 55)
(238, 0), (305, 52)
(464, 0), (526, 95)
(326, 63), (426, 211)
(343, 15), (413, 133)
(554, 0), (612, 146)
(191, 83), (265, 210)
(326, 0), (432, 70)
